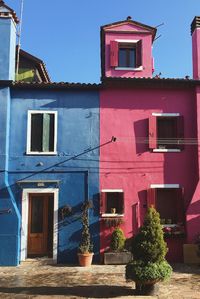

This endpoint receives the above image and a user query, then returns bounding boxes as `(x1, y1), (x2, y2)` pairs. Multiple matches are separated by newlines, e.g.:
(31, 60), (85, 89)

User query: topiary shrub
(126, 260), (172, 282)
(125, 207), (172, 294)
(110, 227), (125, 252)
(132, 207), (168, 263)
(78, 200), (93, 254)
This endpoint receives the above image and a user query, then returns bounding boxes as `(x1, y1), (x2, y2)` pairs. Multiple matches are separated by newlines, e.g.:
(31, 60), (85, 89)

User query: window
(100, 190), (124, 216)
(27, 111), (57, 155)
(147, 187), (184, 225)
(149, 113), (184, 152)
(119, 44), (136, 68)
(110, 40), (142, 69)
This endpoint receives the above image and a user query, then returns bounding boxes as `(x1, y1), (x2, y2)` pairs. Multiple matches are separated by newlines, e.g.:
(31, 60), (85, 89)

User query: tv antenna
(16, 0), (24, 79)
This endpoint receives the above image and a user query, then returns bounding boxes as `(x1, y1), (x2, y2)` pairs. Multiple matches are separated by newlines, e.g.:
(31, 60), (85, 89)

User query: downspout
(4, 87), (21, 263)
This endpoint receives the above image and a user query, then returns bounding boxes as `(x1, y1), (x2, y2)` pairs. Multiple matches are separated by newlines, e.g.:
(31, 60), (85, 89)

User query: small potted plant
(104, 227), (132, 264)
(78, 200), (94, 266)
(126, 207), (172, 295)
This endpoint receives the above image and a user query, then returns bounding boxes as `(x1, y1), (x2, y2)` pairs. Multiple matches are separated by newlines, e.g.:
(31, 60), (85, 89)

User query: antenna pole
(16, 0), (24, 80)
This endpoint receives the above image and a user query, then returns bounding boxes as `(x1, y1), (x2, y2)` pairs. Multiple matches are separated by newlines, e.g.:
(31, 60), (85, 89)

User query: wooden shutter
(136, 40), (142, 67)
(177, 116), (184, 150)
(100, 192), (107, 214)
(149, 115), (157, 149)
(176, 188), (185, 223)
(147, 188), (156, 208)
(42, 113), (51, 152)
(110, 41), (119, 67)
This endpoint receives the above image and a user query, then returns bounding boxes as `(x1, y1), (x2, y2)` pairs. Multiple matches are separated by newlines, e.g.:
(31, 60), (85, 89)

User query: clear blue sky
(6, 0), (200, 83)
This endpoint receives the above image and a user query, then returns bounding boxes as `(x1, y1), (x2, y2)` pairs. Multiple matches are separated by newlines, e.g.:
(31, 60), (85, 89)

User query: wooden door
(28, 194), (49, 256)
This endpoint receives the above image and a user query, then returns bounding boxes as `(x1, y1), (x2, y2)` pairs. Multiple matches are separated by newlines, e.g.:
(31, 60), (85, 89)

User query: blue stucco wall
(0, 87), (20, 266)
(4, 88), (100, 265)
(0, 19), (16, 80)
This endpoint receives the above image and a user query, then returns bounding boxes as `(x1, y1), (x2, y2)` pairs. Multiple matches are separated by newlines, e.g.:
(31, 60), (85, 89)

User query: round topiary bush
(110, 227), (125, 252)
(125, 207), (172, 294)
(126, 260), (172, 282)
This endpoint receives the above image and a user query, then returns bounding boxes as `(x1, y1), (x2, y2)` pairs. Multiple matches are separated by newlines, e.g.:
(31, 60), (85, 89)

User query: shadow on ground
(0, 285), (134, 298)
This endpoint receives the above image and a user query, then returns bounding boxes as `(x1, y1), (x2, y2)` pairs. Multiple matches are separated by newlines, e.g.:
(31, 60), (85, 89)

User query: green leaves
(110, 228), (125, 252)
(125, 207), (172, 283)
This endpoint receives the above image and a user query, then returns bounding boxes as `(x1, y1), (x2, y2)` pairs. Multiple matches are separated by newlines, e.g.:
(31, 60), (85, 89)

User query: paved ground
(0, 259), (200, 298)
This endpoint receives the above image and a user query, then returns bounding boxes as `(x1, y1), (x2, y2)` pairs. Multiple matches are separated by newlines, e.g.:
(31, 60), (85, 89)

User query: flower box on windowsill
(163, 224), (185, 238)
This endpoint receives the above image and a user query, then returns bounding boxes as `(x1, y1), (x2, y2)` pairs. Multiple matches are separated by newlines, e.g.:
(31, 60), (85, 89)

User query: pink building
(99, 16), (200, 262)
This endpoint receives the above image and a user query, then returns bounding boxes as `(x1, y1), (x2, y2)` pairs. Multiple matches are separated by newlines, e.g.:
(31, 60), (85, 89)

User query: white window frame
(152, 112), (181, 153)
(114, 39), (143, 71)
(26, 110), (58, 155)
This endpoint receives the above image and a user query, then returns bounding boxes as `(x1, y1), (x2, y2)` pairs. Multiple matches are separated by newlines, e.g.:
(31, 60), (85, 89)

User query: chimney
(0, 1), (19, 80)
(191, 16), (200, 80)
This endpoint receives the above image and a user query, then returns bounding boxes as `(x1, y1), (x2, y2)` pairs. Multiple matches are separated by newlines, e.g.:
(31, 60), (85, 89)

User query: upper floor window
(119, 44), (136, 68)
(110, 39), (142, 70)
(149, 113), (184, 152)
(27, 110), (57, 155)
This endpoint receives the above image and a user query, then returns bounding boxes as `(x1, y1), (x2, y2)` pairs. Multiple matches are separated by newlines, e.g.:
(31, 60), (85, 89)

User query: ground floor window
(147, 187), (184, 225)
(100, 190), (124, 215)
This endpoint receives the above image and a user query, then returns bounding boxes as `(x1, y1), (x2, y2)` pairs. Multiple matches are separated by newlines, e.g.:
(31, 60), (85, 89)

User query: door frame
(21, 188), (58, 263)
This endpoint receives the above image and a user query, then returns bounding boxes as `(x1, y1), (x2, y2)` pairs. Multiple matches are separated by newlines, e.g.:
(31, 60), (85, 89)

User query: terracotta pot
(78, 252), (94, 266)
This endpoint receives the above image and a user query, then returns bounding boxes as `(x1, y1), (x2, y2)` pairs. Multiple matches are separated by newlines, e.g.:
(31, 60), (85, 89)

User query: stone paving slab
(0, 260), (200, 298)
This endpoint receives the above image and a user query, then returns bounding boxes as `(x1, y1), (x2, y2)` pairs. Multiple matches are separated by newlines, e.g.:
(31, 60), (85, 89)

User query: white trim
(152, 113), (180, 117)
(115, 66), (143, 71)
(26, 110), (58, 155)
(101, 189), (123, 192)
(150, 184), (180, 189)
(115, 39), (139, 43)
(101, 213), (124, 218)
(153, 149), (181, 153)
(21, 188), (59, 263)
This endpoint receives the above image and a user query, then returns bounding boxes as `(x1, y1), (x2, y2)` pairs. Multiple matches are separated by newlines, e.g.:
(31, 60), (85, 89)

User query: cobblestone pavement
(0, 259), (200, 298)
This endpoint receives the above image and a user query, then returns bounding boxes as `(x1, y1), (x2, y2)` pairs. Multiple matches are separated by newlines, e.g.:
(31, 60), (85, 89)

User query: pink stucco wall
(100, 87), (198, 261)
(104, 24), (154, 78)
(186, 86), (200, 243)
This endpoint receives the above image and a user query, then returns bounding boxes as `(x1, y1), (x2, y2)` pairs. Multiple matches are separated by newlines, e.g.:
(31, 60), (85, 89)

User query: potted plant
(104, 227), (132, 264)
(126, 207), (172, 295)
(78, 200), (94, 266)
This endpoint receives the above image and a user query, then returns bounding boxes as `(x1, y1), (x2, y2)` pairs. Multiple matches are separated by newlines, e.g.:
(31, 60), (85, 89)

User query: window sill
(153, 149), (181, 153)
(26, 151), (57, 156)
(162, 224), (178, 228)
(115, 66), (143, 71)
(101, 213), (124, 218)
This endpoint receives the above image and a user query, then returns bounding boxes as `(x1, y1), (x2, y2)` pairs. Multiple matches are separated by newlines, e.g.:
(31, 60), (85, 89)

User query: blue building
(0, 1), (100, 266)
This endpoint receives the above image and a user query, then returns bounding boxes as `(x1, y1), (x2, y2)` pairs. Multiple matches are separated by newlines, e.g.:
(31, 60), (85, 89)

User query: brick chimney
(191, 17), (200, 80)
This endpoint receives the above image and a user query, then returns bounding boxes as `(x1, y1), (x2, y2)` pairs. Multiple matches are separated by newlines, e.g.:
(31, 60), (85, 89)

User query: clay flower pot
(78, 252), (94, 266)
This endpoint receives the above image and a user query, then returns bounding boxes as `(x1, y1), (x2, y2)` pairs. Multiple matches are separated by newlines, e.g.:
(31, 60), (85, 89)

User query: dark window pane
(31, 196), (44, 233)
(129, 48), (136, 67)
(119, 47), (136, 67)
(106, 192), (124, 214)
(119, 48), (127, 67)
(156, 189), (177, 224)
(31, 114), (43, 151)
(49, 114), (55, 151)
(157, 117), (177, 149)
